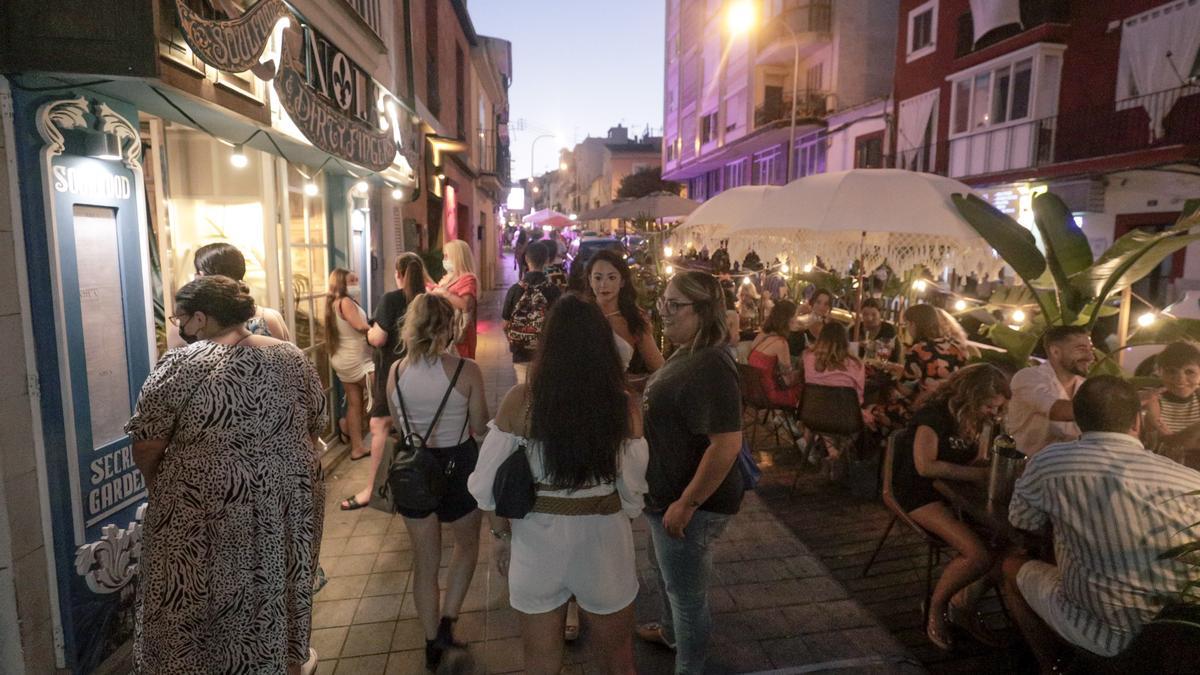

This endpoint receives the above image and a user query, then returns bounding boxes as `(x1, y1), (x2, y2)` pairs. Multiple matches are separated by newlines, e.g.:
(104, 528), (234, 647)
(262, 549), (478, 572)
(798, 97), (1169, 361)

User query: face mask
(179, 314), (201, 344)
(442, 259), (456, 274)
(347, 284), (361, 298)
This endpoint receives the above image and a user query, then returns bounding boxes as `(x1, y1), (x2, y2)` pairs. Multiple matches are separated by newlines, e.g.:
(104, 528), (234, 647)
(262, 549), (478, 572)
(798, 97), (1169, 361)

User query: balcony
(943, 84), (1200, 179)
(754, 90), (831, 128)
(955, 0), (1071, 58)
(342, 0), (383, 39)
(755, 1), (833, 66)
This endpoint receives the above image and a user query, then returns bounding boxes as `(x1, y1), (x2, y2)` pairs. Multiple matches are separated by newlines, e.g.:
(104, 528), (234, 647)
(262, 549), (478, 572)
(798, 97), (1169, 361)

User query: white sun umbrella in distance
(734, 169), (997, 276)
(670, 185), (780, 256)
(606, 192), (700, 220)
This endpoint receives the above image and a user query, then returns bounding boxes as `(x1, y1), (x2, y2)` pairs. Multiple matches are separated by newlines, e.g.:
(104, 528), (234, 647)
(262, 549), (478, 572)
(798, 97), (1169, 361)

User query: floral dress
(902, 337), (967, 400)
(125, 342), (327, 674)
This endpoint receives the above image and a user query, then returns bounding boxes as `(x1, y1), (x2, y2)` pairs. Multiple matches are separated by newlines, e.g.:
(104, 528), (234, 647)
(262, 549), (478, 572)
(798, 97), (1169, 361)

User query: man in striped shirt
(1001, 376), (1200, 669)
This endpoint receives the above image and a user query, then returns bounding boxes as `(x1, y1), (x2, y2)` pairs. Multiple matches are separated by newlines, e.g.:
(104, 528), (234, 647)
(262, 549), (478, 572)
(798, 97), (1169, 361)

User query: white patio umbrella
(720, 170), (998, 276)
(605, 192), (699, 220)
(669, 185), (779, 250)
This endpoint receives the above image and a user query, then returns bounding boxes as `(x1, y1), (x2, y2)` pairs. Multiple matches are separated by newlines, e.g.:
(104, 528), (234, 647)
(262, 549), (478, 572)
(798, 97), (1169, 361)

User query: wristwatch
(489, 527), (512, 541)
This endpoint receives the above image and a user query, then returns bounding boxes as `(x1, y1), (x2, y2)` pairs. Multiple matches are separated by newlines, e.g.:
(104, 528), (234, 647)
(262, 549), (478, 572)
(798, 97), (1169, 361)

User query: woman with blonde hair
(636, 271), (743, 673)
(325, 267), (374, 460)
(435, 239), (480, 358)
(386, 293), (489, 670)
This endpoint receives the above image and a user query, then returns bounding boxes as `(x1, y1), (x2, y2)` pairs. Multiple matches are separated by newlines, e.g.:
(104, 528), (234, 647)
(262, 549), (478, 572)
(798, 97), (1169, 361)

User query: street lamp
(727, 0), (802, 183)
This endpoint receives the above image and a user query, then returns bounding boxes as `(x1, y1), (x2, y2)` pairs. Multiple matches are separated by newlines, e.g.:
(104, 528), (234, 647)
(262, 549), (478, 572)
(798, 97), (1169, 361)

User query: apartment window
(906, 0), (938, 62)
(753, 147), (782, 185)
(700, 111), (719, 145)
(666, 138), (677, 162)
(806, 63), (825, 93)
(951, 56), (1035, 136)
(705, 168), (722, 196)
(723, 159), (747, 188)
(854, 132), (884, 168)
(793, 132), (826, 179)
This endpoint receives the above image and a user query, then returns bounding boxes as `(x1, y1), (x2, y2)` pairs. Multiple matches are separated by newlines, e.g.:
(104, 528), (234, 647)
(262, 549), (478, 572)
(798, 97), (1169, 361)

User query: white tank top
(335, 301), (371, 362)
(393, 356), (471, 447)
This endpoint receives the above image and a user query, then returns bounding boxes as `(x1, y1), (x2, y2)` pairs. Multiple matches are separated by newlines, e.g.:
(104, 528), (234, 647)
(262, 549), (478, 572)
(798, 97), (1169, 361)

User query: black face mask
(179, 314), (200, 344)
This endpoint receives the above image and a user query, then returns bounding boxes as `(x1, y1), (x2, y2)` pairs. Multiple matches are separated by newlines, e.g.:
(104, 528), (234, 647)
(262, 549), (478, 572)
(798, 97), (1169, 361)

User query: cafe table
(933, 479), (1050, 555)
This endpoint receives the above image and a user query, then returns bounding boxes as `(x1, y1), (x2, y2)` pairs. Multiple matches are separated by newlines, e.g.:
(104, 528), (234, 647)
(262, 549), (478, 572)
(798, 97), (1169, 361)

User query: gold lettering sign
(174, 0), (285, 73)
(274, 25), (397, 172)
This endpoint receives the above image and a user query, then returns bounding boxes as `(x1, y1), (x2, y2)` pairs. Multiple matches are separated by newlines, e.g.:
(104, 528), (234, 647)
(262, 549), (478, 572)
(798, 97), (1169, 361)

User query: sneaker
(635, 622), (676, 650)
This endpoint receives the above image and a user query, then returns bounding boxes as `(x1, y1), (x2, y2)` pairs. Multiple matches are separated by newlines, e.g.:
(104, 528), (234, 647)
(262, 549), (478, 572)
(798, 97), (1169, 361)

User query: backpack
(544, 262), (567, 289)
(505, 281), (551, 349)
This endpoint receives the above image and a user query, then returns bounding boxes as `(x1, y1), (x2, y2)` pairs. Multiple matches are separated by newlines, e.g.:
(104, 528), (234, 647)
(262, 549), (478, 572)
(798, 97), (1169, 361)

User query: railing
(763, 0), (833, 43)
(754, 90), (831, 127)
(344, 0), (382, 38)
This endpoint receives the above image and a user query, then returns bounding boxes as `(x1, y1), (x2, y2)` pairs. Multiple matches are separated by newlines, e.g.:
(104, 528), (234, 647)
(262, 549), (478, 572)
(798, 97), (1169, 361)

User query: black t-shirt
(643, 346), (744, 514)
(372, 290), (409, 376)
(892, 400), (978, 511)
(501, 271), (562, 363)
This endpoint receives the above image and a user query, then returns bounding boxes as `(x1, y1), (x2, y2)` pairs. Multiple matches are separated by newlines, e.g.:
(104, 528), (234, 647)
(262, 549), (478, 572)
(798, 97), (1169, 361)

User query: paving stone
(344, 535), (385, 556)
(781, 599), (878, 634)
(390, 618), (426, 651)
(384, 649), (425, 674)
(309, 626), (349, 660)
(333, 653), (387, 674)
(762, 635), (816, 668)
(353, 594), (403, 624)
(353, 518), (391, 537)
(328, 554), (378, 578)
(372, 550), (414, 573)
(341, 621), (397, 657)
(719, 607), (795, 641)
(363, 571), (409, 597)
(313, 659), (337, 675)
(322, 537), (350, 557)
(318, 574), (370, 601)
(709, 637), (775, 672)
(805, 626), (909, 662)
(312, 599), (360, 629)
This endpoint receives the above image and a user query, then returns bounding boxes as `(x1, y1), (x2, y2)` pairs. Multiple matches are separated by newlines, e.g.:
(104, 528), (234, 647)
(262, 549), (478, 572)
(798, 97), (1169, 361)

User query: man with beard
(1006, 326), (1094, 455)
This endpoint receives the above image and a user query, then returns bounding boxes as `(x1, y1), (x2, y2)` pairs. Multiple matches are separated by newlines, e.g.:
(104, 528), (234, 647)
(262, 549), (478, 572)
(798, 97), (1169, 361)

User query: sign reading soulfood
(172, 0), (398, 171)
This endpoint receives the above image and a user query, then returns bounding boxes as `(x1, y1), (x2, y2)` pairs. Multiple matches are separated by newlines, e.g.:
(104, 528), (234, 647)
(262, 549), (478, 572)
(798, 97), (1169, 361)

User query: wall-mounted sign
(301, 24), (376, 125)
(173, 0), (285, 73)
(274, 24), (397, 171)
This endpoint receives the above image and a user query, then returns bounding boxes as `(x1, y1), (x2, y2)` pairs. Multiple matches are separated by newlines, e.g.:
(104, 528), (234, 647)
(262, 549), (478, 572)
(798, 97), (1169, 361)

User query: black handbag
(493, 397), (537, 519)
(386, 359), (466, 512)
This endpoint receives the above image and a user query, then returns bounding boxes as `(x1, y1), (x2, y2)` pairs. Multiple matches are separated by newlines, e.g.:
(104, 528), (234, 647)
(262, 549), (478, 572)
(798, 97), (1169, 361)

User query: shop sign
(173, 0), (287, 73)
(300, 24), (376, 126)
(274, 24), (397, 171)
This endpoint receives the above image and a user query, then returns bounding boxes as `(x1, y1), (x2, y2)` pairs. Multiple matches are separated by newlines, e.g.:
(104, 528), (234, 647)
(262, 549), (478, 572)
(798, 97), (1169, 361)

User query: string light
(1011, 309), (1026, 323)
(780, 263), (790, 274)
(304, 181), (319, 196)
(1137, 312), (1157, 327)
(802, 263), (813, 273)
(954, 299), (967, 311)
(913, 279), (928, 292)
(664, 264), (674, 275)
(663, 245), (673, 257)
(230, 145), (248, 168)
(742, 276), (752, 285)
(354, 180), (369, 194)
(391, 187), (404, 200)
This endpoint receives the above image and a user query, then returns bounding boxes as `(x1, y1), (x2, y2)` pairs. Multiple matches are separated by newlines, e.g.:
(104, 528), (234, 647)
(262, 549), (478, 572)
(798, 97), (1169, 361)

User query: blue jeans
(645, 509), (731, 675)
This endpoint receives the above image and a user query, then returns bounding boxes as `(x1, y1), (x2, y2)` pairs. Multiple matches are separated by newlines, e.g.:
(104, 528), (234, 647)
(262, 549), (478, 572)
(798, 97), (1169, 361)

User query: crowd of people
(125, 237), (1200, 674)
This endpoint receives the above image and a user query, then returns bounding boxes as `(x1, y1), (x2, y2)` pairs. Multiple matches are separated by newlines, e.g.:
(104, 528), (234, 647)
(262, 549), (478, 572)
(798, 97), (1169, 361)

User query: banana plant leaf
(952, 194), (1047, 283)
(988, 285), (1039, 306)
(987, 323), (1040, 366)
(1126, 317), (1200, 347)
(1032, 192), (1091, 320)
(1072, 230), (1200, 328)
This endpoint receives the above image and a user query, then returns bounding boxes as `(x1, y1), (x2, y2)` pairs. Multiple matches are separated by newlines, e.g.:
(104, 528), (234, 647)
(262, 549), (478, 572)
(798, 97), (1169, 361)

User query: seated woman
(737, 281), (763, 340)
(748, 300), (801, 409)
(899, 303), (968, 403)
(892, 364), (1010, 651)
(801, 322), (867, 464)
(790, 287), (834, 356)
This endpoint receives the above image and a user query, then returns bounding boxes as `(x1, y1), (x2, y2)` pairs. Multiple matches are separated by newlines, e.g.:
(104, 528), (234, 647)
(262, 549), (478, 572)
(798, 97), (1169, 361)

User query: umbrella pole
(853, 231), (866, 342)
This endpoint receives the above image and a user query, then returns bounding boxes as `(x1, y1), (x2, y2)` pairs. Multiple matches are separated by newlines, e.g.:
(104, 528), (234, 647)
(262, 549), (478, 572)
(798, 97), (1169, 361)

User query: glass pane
(953, 80), (971, 133)
(289, 191), (307, 245)
(972, 73), (990, 129)
(308, 193), (327, 245)
(991, 67), (1011, 124)
(1011, 59), (1033, 120)
(311, 244), (328, 284)
(290, 246), (312, 295)
(73, 206), (131, 447)
(295, 295), (314, 350)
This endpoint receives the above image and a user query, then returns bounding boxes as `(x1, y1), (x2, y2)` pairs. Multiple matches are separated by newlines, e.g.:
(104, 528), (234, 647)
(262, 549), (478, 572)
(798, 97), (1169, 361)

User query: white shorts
(507, 512), (638, 616)
(1016, 560), (1120, 657)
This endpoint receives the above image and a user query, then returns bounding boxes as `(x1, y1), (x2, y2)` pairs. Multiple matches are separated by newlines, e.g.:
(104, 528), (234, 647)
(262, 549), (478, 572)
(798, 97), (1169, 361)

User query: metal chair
(798, 383), (865, 491)
(860, 429), (947, 625)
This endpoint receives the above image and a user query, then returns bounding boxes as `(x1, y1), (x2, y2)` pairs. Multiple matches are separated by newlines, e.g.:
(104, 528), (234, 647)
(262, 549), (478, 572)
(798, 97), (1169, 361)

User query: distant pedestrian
(388, 293), (489, 670)
(167, 242), (290, 347)
(339, 253), (429, 510)
(503, 239), (562, 384)
(435, 240), (479, 358)
(471, 294), (647, 675)
(128, 275), (326, 674)
(637, 271), (743, 674)
(325, 268), (374, 461)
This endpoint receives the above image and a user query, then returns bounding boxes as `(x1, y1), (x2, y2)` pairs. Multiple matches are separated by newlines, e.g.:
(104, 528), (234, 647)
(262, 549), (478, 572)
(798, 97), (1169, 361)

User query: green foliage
(616, 167), (682, 199)
(953, 192), (1200, 370)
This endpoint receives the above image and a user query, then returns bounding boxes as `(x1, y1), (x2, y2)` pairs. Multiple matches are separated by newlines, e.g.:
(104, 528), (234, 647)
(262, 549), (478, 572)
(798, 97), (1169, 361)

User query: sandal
(926, 610), (955, 651)
(348, 449), (369, 461)
(340, 495), (368, 511)
(948, 602), (1003, 648)
(635, 622), (676, 650)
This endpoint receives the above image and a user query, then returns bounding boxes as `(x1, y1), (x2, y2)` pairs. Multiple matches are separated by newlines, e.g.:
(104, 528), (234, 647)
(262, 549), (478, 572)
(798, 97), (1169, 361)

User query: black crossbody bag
(386, 359), (466, 512)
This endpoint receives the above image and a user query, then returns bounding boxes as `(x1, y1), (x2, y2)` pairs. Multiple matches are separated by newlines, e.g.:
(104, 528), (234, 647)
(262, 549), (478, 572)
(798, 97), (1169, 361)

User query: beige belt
(530, 487), (622, 516)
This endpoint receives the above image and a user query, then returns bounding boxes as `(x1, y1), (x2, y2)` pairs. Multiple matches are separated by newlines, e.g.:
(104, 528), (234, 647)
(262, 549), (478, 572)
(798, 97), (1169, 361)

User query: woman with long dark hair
(470, 294), (647, 675)
(748, 299), (801, 408)
(636, 271), (743, 673)
(587, 249), (664, 381)
(325, 267), (374, 460)
(892, 364), (1010, 650)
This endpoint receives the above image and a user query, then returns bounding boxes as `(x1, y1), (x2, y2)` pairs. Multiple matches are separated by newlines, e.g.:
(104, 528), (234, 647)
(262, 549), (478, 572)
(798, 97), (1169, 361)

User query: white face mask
(347, 284), (361, 298)
(442, 258), (456, 274)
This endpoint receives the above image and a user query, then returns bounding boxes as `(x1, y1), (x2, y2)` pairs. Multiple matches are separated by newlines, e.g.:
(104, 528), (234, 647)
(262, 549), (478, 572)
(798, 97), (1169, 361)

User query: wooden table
(933, 479), (1047, 552)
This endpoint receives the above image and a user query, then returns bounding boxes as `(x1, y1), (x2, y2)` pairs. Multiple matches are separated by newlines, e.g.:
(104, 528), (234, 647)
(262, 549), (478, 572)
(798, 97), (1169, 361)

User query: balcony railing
(763, 0), (833, 43)
(344, 0), (382, 38)
(754, 90), (831, 128)
(913, 84), (1200, 179)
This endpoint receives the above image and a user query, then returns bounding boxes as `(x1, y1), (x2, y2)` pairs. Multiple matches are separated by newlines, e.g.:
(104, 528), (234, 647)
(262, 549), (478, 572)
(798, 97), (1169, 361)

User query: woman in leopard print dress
(127, 276), (327, 674)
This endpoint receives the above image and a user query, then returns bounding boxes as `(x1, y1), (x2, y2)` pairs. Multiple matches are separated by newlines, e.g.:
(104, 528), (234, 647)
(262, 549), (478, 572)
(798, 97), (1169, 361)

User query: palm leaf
(1073, 230), (1200, 331)
(1127, 317), (1200, 347)
(1032, 192), (1091, 319)
(1159, 541), (1200, 561)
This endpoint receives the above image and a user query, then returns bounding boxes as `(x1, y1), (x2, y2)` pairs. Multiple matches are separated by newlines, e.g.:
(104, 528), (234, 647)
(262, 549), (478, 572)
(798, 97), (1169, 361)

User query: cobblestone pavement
(312, 253), (923, 674)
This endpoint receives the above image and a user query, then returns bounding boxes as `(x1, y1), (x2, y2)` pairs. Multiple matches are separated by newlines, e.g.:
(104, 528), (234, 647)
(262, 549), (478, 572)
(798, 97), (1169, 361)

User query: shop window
(854, 133), (884, 168)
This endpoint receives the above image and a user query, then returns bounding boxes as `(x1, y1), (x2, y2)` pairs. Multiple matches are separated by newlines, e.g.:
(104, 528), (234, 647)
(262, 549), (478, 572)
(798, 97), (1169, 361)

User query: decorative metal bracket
(34, 96), (89, 158)
(94, 102), (143, 171)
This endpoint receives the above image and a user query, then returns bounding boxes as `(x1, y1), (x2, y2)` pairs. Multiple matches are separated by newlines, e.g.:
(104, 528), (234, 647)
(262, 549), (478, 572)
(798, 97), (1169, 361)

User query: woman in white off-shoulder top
(469, 294), (647, 675)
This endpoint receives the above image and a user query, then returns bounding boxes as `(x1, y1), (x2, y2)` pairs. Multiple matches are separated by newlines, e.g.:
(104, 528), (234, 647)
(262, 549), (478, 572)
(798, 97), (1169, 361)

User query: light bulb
(913, 279), (928, 292)
(954, 299), (967, 311)
(663, 246), (673, 257)
(781, 263), (790, 275)
(354, 180), (369, 194)
(230, 145), (248, 168)
(742, 276), (752, 285)
(304, 181), (319, 196)
(725, 0), (757, 35)
(802, 263), (813, 273)
(1137, 312), (1157, 327)
(1011, 309), (1027, 323)
(664, 264), (674, 275)
(391, 187), (404, 200)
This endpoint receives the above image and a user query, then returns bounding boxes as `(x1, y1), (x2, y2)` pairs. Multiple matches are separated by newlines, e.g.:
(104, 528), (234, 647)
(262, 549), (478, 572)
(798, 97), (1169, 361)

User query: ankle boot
(425, 639), (443, 671)
(436, 616), (466, 649)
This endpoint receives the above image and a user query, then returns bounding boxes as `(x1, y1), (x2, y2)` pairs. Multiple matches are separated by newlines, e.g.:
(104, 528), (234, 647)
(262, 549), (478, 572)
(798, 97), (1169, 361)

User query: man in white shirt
(1005, 326), (1093, 455)
(1001, 376), (1200, 669)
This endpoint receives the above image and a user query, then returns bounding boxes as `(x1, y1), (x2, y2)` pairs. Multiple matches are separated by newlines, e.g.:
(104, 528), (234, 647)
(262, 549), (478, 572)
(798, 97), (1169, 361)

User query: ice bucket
(987, 433), (1025, 506)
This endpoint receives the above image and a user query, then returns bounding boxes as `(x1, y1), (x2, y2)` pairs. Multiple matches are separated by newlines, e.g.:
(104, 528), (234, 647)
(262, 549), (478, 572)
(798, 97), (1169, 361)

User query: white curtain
(1115, 0), (1200, 140)
(969, 0), (1022, 44)
(897, 90), (938, 169)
